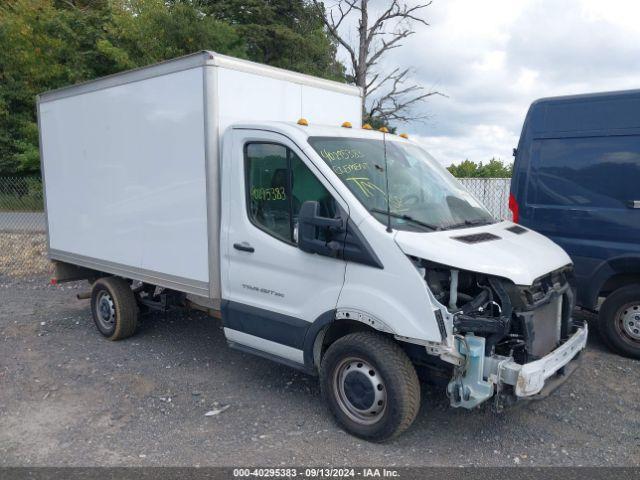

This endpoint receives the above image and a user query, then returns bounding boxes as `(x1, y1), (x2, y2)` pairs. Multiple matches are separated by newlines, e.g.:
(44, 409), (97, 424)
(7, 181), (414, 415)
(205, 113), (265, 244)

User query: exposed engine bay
(408, 257), (587, 409)
(421, 260), (576, 361)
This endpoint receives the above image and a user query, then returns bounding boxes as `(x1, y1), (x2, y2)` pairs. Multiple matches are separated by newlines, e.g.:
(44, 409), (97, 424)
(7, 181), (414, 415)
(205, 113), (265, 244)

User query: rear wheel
(599, 284), (640, 359)
(90, 276), (138, 340)
(319, 331), (420, 441)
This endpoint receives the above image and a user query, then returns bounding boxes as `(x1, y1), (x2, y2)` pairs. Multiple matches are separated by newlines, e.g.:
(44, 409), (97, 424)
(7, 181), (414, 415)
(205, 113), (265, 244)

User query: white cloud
(414, 124), (517, 167)
(333, 0), (640, 166)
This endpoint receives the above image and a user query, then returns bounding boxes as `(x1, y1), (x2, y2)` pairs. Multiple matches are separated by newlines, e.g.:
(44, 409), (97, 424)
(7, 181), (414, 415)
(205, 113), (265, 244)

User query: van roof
(531, 88), (640, 106)
(231, 121), (413, 143)
(524, 88), (640, 137)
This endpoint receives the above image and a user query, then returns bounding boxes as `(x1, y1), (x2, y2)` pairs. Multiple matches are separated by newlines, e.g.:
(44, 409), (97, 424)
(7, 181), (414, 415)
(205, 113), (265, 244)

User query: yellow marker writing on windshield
(346, 177), (387, 198)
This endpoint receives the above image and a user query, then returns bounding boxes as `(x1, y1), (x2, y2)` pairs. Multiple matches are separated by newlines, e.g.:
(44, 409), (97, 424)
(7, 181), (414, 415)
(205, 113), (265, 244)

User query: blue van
(510, 89), (640, 358)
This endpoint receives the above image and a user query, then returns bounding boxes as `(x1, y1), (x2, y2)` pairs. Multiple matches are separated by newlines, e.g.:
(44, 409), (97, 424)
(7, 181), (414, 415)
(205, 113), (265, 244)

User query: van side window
(245, 142), (334, 243)
(529, 136), (640, 208)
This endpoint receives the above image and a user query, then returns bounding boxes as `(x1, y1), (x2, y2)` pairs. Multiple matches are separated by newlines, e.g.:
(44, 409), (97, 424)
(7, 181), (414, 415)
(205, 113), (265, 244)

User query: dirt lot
(1, 275), (638, 467)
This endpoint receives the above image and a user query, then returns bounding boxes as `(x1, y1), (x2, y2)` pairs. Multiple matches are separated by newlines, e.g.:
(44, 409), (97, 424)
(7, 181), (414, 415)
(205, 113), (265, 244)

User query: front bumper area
(495, 322), (588, 397)
(448, 322), (588, 409)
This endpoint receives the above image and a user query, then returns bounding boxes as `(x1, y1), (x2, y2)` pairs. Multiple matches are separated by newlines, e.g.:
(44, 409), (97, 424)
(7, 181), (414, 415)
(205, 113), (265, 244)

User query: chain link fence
(458, 178), (511, 220)
(0, 177), (49, 279)
(0, 176), (512, 279)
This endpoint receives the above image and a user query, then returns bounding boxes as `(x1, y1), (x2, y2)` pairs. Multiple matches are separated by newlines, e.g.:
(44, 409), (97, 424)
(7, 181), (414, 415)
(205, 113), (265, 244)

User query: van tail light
(508, 193), (519, 223)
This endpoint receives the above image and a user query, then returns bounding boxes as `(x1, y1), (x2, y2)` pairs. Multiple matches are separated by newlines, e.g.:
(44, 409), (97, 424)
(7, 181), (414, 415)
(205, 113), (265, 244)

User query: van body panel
(512, 90), (640, 308)
(220, 129), (349, 362)
(38, 51), (362, 301)
(394, 221), (572, 286)
(40, 66), (210, 283)
(336, 214), (445, 343)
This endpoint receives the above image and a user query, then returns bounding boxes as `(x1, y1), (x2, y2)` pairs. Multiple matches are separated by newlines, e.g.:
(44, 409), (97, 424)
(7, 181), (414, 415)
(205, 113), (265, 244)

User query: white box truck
(38, 51), (588, 441)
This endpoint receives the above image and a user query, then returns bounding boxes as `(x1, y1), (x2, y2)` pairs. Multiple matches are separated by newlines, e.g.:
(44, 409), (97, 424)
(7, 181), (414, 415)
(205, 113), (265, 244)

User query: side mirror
(298, 200), (343, 256)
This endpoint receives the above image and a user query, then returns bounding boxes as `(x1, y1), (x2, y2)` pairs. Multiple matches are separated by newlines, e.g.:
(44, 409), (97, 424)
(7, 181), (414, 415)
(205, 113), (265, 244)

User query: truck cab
(510, 90), (640, 359)
(219, 121), (587, 439)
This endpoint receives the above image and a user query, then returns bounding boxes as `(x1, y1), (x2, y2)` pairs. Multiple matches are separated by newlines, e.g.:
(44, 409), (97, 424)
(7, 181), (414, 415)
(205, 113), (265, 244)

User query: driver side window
(245, 142), (334, 244)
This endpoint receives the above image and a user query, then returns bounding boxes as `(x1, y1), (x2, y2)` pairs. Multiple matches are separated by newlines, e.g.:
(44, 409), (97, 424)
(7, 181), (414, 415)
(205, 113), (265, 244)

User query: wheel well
(311, 320), (453, 386)
(599, 273), (640, 298)
(312, 319), (388, 370)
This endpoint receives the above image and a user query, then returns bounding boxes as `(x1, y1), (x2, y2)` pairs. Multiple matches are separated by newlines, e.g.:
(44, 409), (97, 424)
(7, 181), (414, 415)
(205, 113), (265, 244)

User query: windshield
(308, 136), (495, 231)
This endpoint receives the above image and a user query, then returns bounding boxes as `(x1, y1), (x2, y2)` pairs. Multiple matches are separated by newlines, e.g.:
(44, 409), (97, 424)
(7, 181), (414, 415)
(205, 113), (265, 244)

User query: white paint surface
(221, 129), (348, 325)
(217, 68), (362, 135)
(40, 55), (362, 289)
(40, 67), (209, 281)
(395, 221), (572, 286)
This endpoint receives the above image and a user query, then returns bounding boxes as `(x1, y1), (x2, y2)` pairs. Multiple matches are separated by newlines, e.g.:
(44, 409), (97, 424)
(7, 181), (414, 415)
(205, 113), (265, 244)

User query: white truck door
(221, 129), (348, 365)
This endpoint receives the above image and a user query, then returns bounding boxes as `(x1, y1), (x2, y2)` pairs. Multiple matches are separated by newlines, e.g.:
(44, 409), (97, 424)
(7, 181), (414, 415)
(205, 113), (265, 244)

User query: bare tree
(312, 0), (442, 125)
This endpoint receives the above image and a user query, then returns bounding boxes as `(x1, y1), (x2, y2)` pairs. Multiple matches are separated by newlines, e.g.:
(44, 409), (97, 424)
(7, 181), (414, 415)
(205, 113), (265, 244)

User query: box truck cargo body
(39, 51), (361, 302)
(39, 52), (587, 441)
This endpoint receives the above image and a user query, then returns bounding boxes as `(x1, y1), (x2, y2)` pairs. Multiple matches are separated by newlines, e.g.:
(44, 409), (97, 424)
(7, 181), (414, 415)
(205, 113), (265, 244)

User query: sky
(330, 0), (640, 166)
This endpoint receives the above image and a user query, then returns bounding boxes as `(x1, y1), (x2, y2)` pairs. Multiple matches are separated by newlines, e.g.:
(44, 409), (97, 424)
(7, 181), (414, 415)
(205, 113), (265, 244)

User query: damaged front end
(411, 258), (588, 409)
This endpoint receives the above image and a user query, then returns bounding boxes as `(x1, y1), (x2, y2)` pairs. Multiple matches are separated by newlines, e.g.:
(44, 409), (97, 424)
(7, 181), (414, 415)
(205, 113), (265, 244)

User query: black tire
(90, 276), (138, 340)
(598, 284), (640, 359)
(319, 331), (420, 441)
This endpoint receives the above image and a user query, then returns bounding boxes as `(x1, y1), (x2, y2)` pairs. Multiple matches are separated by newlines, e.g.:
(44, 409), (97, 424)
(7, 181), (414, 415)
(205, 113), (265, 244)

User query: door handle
(233, 242), (255, 253)
(628, 200), (640, 209)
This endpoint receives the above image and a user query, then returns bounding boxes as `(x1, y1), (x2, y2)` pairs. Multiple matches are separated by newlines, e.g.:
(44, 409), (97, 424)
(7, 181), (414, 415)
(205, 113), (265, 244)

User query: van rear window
(528, 135), (640, 208)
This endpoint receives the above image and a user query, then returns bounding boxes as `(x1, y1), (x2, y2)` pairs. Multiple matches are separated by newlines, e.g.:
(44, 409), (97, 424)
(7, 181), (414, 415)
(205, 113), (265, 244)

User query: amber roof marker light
(399, 133), (409, 139)
(378, 126), (389, 133)
(341, 121), (353, 128)
(297, 118), (309, 126)
(362, 123), (373, 130)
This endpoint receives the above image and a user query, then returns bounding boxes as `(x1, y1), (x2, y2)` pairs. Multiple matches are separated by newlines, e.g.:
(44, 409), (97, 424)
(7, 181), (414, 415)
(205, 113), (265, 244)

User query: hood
(394, 221), (572, 286)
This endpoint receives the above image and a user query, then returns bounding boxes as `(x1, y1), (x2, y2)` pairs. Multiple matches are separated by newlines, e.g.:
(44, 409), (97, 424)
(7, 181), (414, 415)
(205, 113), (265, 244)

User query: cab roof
(230, 121), (412, 143)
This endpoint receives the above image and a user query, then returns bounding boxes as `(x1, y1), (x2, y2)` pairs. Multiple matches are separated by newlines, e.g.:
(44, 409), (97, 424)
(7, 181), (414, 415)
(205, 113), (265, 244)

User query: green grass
(0, 193), (44, 212)
(0, 178), (44, 212)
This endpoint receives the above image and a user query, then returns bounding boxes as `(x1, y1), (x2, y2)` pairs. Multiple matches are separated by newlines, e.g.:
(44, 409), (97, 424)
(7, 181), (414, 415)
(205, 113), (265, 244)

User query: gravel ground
(0, 233), (49, 277)
(1, 275), (638, 467)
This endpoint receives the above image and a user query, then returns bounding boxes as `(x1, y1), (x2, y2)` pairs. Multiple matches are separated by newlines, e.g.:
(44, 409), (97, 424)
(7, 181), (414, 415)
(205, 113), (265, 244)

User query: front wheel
(319, 331), (420, 441)
(599, 284), (640, 359)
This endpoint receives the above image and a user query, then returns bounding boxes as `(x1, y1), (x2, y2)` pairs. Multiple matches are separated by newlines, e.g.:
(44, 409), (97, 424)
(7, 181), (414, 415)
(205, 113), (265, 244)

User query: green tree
(447, 159), (478, 178)
(0, 0), (346, 175)
(0, 0), (114, 174)
(96, 0), (246, 71)
(447, 158), (512, 178)
(203, 0), (345, 80)
(478, 157), (513, 178)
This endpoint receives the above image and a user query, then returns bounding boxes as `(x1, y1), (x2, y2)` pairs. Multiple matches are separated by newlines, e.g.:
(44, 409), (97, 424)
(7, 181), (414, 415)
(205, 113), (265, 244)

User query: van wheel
(319, 332), (420, 441)
(599, 284), (640, 359)
(90, 277), (138, 340)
